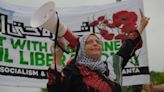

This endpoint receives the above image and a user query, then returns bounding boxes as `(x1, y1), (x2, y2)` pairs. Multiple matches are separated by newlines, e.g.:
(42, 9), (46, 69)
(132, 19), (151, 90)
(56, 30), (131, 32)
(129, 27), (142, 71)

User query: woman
(47, 11), (149, 92)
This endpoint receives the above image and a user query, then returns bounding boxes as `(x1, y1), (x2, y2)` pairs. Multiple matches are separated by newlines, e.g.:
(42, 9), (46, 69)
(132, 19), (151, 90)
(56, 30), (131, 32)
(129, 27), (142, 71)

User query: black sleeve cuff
(116, 30), (142, 69)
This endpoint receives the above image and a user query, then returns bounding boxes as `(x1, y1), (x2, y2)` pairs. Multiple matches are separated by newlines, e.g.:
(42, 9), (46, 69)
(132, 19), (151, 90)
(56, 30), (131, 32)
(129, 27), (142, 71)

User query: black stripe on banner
(0, 65), (48, 79)
(122, 67), (149, 76)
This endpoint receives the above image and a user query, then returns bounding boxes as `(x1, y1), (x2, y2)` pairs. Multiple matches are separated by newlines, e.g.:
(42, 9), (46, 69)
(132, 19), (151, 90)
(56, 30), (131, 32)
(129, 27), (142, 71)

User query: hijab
(76, 34), (108, 75)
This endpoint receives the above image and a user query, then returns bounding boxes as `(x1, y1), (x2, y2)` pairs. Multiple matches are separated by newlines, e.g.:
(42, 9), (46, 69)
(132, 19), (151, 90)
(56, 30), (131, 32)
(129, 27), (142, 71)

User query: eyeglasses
(85, 40), (101, 45)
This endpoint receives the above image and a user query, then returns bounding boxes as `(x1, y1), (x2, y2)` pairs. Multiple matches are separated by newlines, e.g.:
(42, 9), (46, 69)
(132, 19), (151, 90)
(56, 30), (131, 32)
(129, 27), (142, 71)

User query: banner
(0, 0), (150, 88)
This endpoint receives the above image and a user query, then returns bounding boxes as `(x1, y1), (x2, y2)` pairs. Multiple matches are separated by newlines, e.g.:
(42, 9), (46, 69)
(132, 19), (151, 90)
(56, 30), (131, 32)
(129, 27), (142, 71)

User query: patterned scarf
(76, 34), (107, 74)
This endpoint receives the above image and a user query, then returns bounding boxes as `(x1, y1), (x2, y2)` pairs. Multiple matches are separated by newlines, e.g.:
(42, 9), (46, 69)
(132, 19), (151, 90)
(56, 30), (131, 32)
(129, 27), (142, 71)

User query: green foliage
(40, 88), (47, 92)
(150, 71), (164, 85)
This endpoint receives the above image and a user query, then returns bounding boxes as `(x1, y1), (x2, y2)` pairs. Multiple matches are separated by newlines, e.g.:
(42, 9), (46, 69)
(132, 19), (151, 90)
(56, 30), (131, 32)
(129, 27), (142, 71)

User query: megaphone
(30, 1), (78, 50)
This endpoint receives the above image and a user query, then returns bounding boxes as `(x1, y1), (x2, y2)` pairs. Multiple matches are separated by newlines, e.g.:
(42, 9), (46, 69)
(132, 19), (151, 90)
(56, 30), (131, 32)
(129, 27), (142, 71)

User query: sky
(0, 0), (163, 92)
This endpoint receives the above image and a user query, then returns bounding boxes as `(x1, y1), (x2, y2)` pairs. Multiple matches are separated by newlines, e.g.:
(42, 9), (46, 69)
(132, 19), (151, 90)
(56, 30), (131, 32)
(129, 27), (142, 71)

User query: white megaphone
(30, 1), (78, 50)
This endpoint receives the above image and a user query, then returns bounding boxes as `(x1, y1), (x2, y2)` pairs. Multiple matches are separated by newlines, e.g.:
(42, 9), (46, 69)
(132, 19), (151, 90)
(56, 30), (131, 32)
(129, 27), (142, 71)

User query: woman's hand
(137, 9), (150, 34)
(50, 42), (64, 66)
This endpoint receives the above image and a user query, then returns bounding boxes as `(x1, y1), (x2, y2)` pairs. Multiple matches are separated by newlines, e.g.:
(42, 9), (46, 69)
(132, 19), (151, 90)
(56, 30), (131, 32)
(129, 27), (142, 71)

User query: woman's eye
(86, 40), (100, 45)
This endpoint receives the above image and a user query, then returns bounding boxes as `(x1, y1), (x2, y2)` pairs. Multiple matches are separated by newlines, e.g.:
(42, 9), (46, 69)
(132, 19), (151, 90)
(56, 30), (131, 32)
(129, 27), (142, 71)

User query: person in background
(47, 10), (149, 92)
